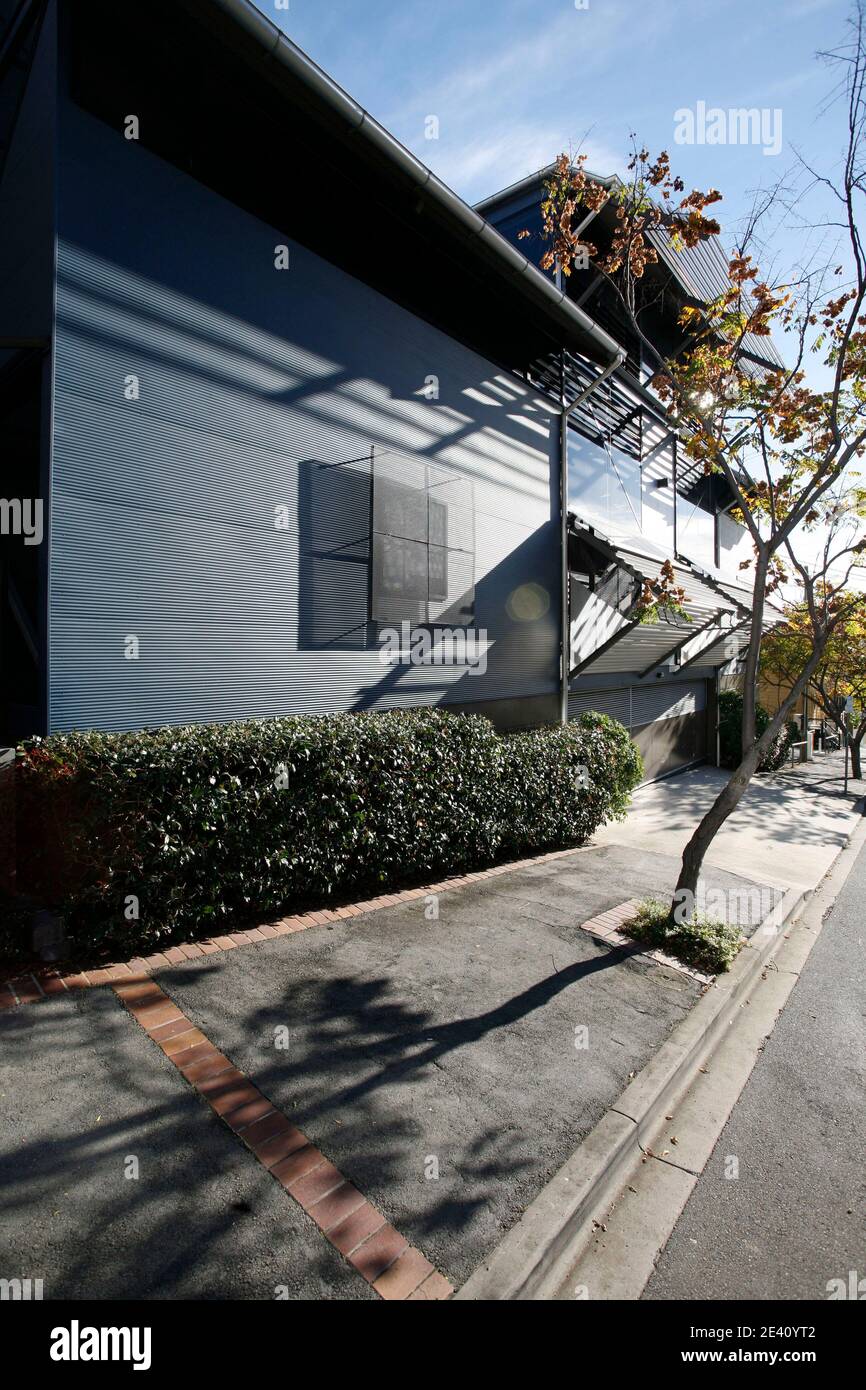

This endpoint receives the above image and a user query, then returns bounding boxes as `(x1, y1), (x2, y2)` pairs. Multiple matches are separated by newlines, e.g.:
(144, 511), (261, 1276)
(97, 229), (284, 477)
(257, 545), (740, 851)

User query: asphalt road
(644, 825), (866, 1302)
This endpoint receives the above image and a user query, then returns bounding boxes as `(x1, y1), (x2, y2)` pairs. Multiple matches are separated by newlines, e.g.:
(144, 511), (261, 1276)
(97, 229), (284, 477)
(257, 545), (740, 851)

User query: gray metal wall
(48, 94), (561, 732)
(0, 0), (55, 349)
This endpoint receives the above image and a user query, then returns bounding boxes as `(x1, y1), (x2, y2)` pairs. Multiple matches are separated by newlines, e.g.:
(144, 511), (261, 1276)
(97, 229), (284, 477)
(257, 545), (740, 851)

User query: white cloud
(384, 0), (672, 202)
(426, 124), (623, 204)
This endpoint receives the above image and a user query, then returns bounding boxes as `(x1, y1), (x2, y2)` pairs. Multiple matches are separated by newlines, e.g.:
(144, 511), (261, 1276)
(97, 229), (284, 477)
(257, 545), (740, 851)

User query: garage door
(569, 681), (707, 781)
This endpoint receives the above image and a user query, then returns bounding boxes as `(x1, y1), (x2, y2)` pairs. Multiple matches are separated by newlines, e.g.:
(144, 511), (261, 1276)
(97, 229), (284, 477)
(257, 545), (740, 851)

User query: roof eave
(208, 0), (621, 369)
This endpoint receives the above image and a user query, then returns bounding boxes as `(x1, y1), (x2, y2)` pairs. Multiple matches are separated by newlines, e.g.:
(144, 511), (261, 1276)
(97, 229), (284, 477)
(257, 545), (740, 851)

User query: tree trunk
(672, 746), (763, 915)
(740, 549), (769, 758)
(669, 638), (829, 924)
(851, 727), (864, 780)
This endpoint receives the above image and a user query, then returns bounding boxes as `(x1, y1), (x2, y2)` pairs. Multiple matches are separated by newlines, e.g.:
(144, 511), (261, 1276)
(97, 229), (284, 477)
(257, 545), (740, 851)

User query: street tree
(526, 2), (866, 920)
(762, 594), (866, 777)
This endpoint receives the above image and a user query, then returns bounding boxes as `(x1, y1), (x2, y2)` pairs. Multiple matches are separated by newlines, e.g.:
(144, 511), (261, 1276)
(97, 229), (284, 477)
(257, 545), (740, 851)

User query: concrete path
(0, 986), (373, 1299)
(592, 753), (865, 893)
(643, 823), (866, 1301)
(0, 842), (767, 1299)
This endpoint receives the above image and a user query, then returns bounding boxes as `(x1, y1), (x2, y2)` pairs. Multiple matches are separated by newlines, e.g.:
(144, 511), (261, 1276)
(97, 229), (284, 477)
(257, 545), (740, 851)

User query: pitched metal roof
(477, 163), (785, 373)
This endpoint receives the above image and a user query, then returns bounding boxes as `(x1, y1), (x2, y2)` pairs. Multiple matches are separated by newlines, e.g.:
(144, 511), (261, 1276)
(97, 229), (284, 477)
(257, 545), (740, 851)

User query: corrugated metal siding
(48, 99), (560, 731)
(569, 680), (704, 729)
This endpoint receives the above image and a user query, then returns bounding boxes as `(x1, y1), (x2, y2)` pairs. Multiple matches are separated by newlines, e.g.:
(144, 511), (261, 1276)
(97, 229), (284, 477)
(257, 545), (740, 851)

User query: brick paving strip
(0, 863), (710, 1010)
(579, 900), (714, 985)
(110, 973), (453, 1301)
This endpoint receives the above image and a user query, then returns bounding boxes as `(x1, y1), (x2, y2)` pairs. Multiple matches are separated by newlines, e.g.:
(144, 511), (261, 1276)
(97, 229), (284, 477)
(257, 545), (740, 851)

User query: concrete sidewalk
(0, 841), (769, 1299)
(0, 987), (373, 1299)
(1, 756), (858, 1300)
(593, 752), (865, 893)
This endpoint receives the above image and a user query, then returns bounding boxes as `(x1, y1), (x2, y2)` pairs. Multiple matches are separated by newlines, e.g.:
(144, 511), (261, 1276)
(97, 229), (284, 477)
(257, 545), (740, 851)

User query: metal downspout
(559, 351), (627, 724)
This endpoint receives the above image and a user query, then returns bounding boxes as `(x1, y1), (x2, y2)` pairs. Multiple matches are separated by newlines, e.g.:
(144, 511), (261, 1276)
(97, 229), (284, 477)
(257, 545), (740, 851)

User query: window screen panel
(428, 546), (474, 624)
(428, 496), (448, 550)
(371, 452), (475, 626)
(429, 475), (474, 555)
(372, 534), (429, 626)
(428, 542), (448, 602)
(374, 476), (429, 544)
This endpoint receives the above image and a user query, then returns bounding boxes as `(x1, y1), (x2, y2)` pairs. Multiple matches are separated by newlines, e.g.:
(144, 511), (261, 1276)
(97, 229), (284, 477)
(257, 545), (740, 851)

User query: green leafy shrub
(498, 715), (642, 854)
(718, 690), (800, 772)
(16, 708), (642, 957)
(623, 898), (745, 974)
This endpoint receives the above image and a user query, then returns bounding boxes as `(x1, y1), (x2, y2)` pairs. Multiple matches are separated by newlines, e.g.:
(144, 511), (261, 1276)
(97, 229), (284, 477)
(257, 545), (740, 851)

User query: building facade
(479, 170), (779, 779)
(0, 0), (771, 781)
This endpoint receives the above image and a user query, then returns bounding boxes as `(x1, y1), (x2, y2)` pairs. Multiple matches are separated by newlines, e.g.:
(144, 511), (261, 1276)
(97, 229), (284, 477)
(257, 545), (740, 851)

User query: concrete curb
(552, 808), (866, 1302)
(455, 883), (808, 1301)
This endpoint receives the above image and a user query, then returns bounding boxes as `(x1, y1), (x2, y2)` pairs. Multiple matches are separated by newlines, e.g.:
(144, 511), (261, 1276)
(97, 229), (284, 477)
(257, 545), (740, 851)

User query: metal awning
(581, 612), (696, 676)
(681, 620), (775, 672)
(568, 519), (761, 679)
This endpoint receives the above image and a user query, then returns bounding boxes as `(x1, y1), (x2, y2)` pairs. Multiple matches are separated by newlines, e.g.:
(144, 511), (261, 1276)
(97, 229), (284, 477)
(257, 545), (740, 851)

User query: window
(568, 425), (642, 534)
(371, 456), (474, 626)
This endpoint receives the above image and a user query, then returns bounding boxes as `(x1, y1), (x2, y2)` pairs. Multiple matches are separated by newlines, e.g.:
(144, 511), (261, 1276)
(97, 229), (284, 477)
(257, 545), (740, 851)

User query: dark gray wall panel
(49, 99), (560, 731)
(0, 2), (55, 339)
(632, 711), (706, 781)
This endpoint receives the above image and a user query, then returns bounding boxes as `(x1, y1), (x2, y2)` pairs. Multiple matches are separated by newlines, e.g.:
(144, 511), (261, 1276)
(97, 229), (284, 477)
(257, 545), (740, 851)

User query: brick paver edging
(112, 975), (453, 1301)
(578, 901), (715, 985)
(0, 865), (713, 1010)
(0, 843), (599, 1009)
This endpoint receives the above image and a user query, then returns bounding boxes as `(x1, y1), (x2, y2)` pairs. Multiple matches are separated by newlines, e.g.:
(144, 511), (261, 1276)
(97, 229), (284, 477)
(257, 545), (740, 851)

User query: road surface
(643, 824), (866, 1301)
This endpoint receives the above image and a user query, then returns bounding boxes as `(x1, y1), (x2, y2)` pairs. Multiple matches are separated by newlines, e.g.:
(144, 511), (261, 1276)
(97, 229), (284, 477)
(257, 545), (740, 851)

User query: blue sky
(272, 0), (861, 582)
(275, 0), (852, 288)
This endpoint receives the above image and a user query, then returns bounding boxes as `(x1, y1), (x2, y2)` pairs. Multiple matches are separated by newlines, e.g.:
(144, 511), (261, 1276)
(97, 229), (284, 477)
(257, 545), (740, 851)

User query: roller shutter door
(569, 680), (707, 780)
(631, 681), (705, 725)
(568, 688), (632, 726)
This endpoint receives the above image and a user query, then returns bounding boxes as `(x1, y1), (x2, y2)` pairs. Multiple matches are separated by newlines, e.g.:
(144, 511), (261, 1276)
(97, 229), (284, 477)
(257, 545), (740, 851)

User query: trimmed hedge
(718, 691), (799, 772)
(497, 718), (642, 854)
(16, 708), (642, 956)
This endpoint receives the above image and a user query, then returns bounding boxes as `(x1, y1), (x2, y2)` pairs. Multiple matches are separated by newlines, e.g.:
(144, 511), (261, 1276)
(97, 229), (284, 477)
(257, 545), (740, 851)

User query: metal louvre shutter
(631, 681), (705, 727)
(569, 681), (705, 730)
(568, 688), (631, 727)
